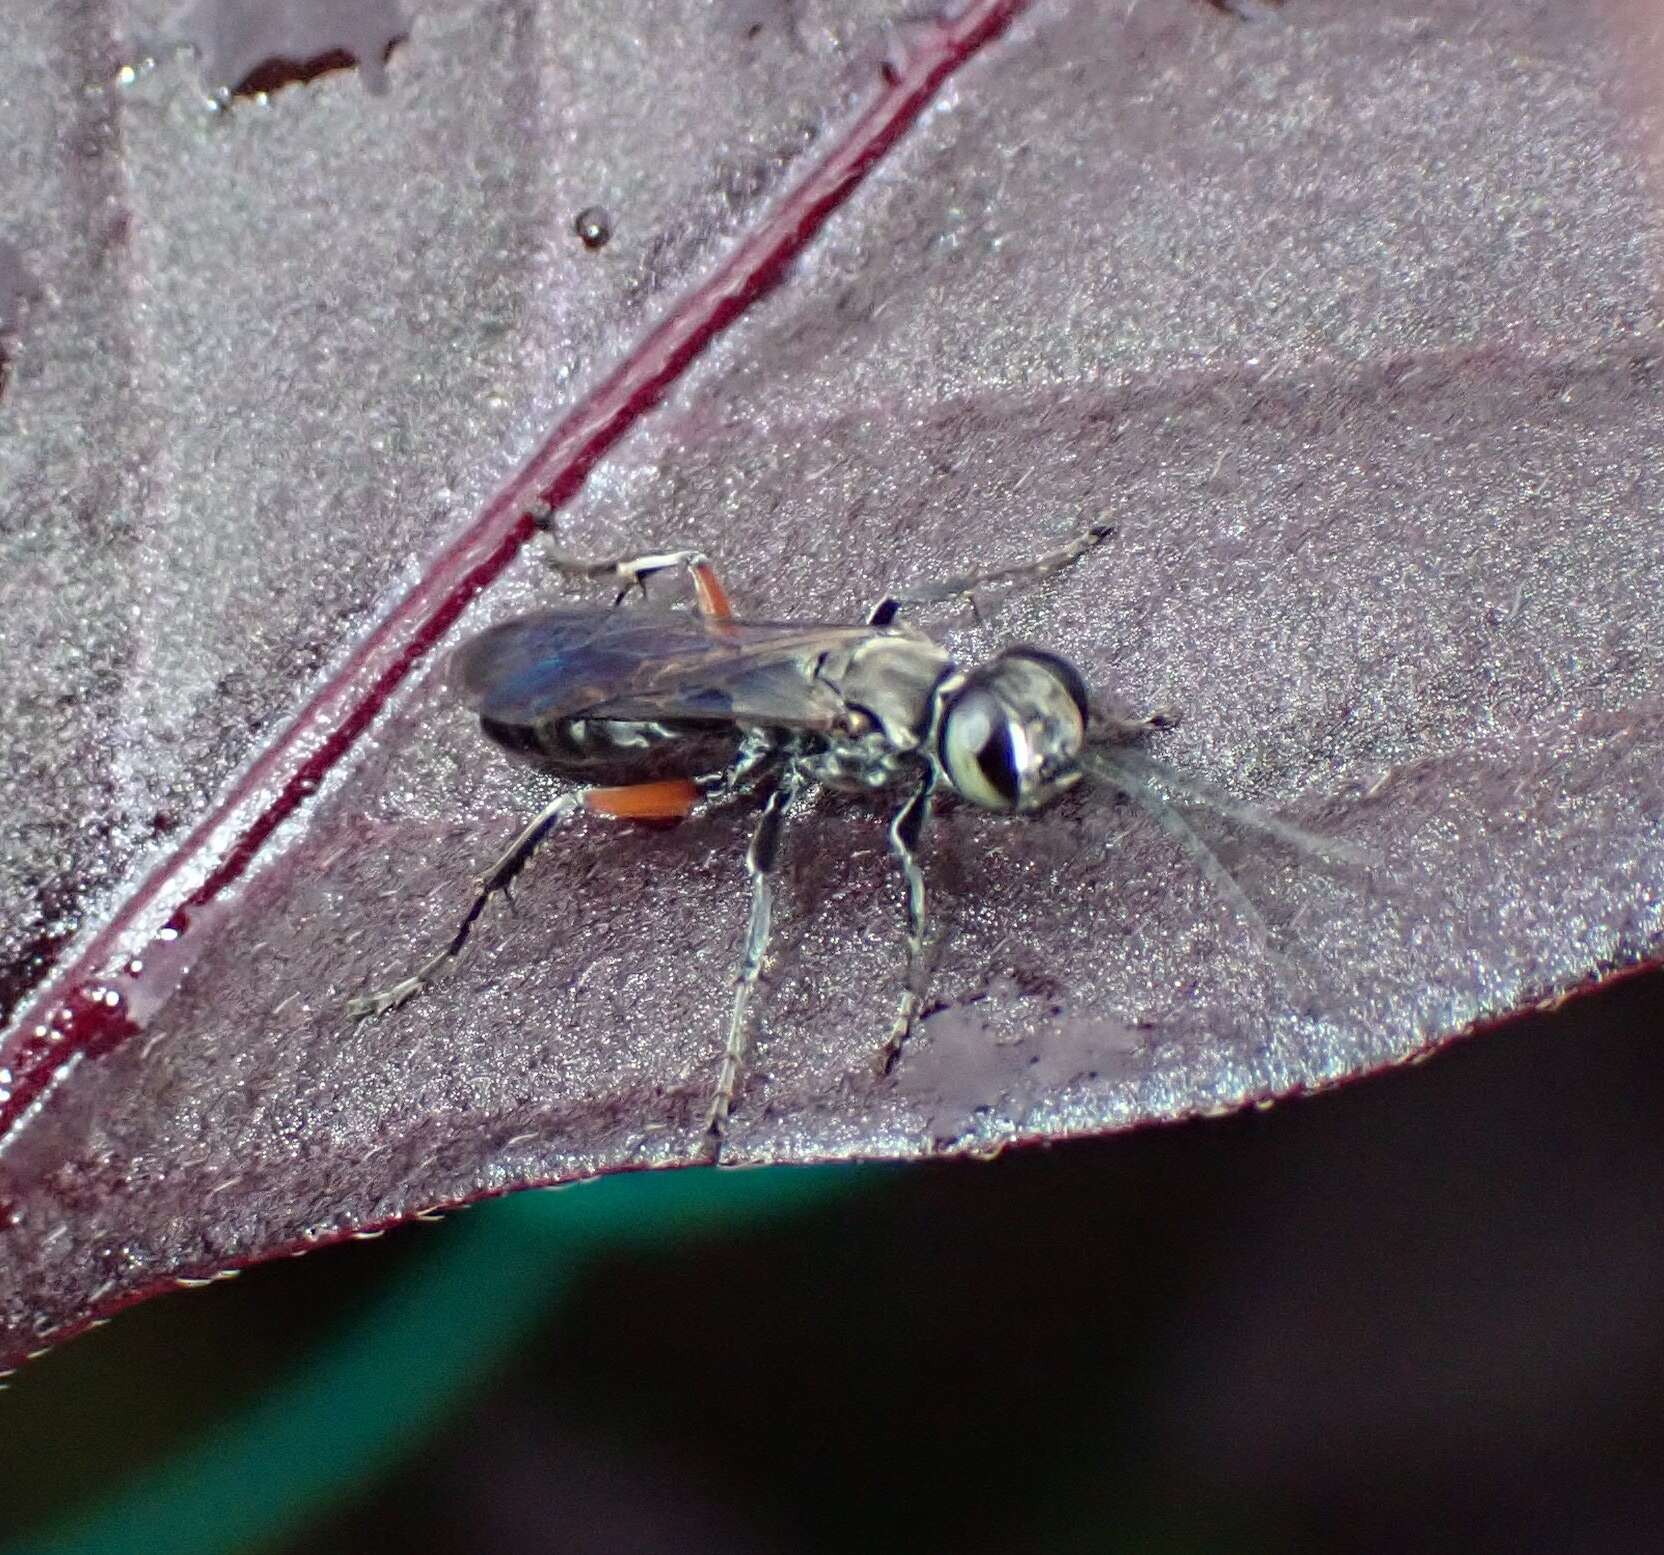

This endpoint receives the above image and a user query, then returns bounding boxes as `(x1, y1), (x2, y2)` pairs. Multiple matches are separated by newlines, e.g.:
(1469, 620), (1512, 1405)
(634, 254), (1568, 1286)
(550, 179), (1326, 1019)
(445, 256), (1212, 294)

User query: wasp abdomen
(479, 714), (743, 787)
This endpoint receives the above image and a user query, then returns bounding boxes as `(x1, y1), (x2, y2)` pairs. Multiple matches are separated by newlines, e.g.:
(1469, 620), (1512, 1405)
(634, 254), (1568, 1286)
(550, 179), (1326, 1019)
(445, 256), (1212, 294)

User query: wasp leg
(346, 790), (587, 1018)
(866, 524), (1113, 626)
(707, 767), (802, 1135)
(696, 729), (782, 805)
(543, 546), (734, 621)
(347, 779), (704, 1019)
(582, 776), (703, 821)
(875, 772), (936, 1074)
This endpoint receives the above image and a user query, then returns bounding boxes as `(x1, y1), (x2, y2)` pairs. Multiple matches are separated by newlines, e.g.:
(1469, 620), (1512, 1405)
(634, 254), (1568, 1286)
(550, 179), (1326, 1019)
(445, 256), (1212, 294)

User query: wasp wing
(451, 607), (888, 731)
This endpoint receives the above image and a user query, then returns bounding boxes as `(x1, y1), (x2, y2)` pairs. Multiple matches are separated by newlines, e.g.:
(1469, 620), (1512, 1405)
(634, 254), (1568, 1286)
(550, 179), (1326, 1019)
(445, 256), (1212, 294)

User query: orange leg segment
(583, 777), (703, 821)
(545, 547), (737, 623)
(688, 559), (734, 624)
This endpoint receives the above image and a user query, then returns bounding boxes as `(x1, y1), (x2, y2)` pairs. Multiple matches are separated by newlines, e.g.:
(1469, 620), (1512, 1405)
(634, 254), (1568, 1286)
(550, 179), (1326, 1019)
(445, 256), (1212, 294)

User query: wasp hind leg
(346, 790), (585, 1018)
(875, 773), (935, 1075)
(707, 767), (802, 1137)
(543, 546), (734, 621)
(866, 524), (1113, 626)
(346, 779), (702, 1020)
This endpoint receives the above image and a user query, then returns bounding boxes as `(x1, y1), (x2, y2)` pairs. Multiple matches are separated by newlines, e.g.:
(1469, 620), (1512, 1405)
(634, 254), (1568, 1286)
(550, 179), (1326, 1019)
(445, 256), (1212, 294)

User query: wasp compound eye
(997, 646), (1091, 726)
(940, 686), (1025, 811)
(941, 650), (1088, 812)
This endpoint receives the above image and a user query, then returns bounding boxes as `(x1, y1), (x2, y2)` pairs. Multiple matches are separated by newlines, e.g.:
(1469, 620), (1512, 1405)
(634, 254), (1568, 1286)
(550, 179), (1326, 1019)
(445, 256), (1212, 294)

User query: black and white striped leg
(876, 772), (935, 1074)
(543, 545), (729, 615)
(707, 767), (802, 1133)
(866, 524), (1113, 626)
(695, 730), (781, 806)
(346, 791), (584, 1019)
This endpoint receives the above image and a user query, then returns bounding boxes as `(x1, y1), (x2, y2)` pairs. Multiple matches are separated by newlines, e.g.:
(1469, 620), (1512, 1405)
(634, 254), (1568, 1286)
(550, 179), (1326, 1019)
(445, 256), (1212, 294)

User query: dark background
(4, 964), (1660, 1555)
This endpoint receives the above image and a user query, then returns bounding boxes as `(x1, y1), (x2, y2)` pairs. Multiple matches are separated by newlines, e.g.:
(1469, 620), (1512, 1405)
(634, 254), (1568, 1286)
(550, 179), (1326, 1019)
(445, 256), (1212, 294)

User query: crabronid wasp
(350, 527), (1349, 1134)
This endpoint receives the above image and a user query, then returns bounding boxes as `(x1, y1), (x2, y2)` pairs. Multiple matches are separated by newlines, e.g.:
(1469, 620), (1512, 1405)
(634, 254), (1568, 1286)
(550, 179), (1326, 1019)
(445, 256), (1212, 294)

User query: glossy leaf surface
(1, 0), (1661, 1364)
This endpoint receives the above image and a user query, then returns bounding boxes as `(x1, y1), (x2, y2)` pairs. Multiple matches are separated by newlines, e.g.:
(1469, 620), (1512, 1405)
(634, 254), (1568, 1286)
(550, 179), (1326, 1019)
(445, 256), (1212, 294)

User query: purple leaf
(0, 237), (40, 404)
(3, 0), (1662, 1366)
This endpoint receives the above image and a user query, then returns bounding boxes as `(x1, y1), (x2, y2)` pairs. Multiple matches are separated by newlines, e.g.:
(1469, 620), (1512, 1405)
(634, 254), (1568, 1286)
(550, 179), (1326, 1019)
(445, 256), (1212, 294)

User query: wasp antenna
(1104, 746), (1370, 870)
(1085, 749), (1287, 963)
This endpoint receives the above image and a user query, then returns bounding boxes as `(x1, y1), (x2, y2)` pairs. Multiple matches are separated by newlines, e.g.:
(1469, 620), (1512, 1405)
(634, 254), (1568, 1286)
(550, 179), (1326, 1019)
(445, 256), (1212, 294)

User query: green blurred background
(3, 968), (1662, 1555)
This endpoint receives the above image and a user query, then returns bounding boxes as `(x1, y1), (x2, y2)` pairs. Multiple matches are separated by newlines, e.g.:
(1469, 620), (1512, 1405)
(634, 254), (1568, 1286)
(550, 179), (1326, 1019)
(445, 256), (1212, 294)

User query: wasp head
(937, 647), (1090, 813)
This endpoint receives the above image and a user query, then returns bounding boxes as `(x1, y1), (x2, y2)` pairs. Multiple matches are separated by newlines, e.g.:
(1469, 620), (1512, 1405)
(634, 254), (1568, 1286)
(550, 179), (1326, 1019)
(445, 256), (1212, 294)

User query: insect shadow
(348, 528), (1358, 1141)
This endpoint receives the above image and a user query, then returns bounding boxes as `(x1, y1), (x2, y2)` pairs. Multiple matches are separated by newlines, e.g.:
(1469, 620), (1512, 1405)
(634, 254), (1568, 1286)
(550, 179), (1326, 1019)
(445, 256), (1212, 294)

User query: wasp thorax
(938, 648), (1090, 812)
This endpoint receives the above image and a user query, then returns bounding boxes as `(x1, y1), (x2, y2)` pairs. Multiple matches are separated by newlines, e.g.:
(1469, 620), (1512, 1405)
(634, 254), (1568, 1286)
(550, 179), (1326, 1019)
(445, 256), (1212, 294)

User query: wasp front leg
(543, 545), (734, 621)
(866, 524), (1112, 626)
(707, 765), (803, 1137)
(875, 770), (936, 1074)
(1088, 705), (1181, 743)
(346, 778), (702, 1019)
